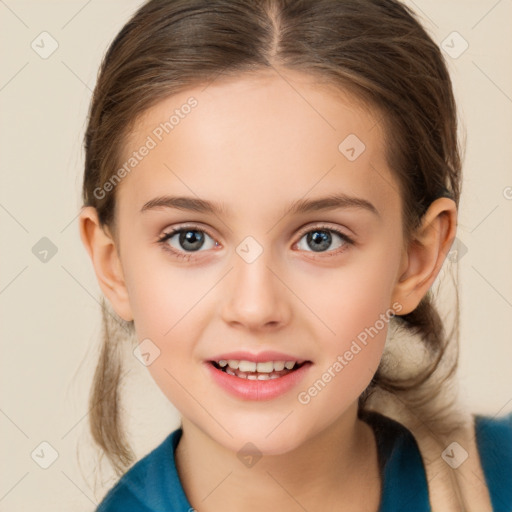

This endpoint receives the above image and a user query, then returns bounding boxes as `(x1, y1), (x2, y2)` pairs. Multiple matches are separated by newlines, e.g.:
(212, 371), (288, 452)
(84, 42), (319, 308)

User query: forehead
(117, 68), (400, 223)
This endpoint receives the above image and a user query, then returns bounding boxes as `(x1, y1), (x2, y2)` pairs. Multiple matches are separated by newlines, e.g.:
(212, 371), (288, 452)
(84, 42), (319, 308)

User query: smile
(205, 359), (313, 401)
(212, 359), (306, 380)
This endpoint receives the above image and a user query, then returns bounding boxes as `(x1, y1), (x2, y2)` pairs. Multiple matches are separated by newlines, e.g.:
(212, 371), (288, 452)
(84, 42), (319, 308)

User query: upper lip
(208, 351), (310, 365)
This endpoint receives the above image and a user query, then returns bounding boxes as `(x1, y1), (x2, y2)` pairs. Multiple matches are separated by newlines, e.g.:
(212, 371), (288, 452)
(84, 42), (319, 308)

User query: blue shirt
(95, 410), (512, 511)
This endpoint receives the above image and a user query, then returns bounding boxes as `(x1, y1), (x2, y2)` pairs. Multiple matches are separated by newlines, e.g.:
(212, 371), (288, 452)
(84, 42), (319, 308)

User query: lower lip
(205, 361), (313, 401)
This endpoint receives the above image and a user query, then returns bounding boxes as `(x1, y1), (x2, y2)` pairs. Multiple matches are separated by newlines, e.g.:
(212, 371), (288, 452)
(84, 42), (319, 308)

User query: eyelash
(156, 224), (355, 261)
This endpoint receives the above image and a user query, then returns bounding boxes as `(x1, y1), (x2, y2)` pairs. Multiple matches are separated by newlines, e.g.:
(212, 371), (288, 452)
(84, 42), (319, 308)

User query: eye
(295, 225), (354, 256)
(157, 224), (354, 261)
(157, 225), (218, 260)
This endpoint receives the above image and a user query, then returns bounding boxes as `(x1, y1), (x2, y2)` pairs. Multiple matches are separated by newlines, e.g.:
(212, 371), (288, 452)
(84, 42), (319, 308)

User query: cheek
(294, 271), (392, 424)
(295, 249), (397, 345)
(127, 282), (202, 415)
(122, 250), (211, 405)
(291, 251), (396, 403)
(123, 245), (206, 337)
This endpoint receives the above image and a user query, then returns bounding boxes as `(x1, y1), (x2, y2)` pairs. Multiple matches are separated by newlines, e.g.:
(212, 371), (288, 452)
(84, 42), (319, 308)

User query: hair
(81, 0), (464, 482)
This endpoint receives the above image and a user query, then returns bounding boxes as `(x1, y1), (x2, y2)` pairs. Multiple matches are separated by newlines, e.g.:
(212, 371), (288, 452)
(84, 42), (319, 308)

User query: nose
(220, 248), (292, 331)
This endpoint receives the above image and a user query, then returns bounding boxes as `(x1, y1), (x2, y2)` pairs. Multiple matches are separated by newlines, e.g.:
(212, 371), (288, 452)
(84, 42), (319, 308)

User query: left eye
(296, 227), (353, 254)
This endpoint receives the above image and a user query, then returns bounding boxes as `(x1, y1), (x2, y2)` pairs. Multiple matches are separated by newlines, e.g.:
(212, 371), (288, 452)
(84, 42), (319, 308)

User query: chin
(212, 421), (306, 457)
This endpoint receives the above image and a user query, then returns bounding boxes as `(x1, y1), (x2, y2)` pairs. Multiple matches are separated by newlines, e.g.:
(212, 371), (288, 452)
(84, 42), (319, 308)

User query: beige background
(1, 0), (511, 510)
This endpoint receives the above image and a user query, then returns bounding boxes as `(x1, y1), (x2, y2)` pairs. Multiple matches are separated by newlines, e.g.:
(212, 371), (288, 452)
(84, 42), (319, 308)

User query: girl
(78, 0), (512, 511)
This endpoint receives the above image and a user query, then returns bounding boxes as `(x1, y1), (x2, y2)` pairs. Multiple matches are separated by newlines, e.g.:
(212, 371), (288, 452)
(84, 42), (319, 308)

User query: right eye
(157, 225), (219, 260)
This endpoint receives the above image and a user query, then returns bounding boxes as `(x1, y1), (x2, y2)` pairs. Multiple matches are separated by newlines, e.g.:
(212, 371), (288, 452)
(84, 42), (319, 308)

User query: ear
(78, 206), (134, 322)
(391, 197), (457, 315)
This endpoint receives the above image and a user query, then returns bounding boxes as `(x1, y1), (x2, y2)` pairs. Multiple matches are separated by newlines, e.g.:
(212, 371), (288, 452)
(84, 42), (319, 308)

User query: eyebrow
(140, 193), (380, 218)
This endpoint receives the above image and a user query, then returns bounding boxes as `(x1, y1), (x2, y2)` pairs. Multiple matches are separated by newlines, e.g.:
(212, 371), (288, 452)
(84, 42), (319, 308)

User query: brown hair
(81, 0), (463, 478)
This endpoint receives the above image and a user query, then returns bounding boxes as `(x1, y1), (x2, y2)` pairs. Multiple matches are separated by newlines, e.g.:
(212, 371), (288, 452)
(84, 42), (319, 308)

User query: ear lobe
(391, 198), (457, 315)
(78, 206), (134, 322)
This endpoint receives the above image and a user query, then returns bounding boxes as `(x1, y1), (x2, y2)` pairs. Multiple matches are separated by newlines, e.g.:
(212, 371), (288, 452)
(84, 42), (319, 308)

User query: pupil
(308, 230), (331, 252)
(180, 230), (204, 251)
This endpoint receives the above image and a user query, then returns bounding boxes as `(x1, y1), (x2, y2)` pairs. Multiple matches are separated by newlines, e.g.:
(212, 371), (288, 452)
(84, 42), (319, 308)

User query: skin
(79, 67), (457, 511)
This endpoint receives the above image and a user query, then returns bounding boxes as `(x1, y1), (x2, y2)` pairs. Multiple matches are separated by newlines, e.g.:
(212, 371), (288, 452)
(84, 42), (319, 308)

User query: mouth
(205, 357), (313, 401)
(208, 359), (311, 380)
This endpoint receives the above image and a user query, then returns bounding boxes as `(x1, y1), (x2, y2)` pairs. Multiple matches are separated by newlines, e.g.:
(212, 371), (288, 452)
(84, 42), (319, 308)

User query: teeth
(223, 359), (297, 372)
(224, 366), (282, 380)
(256, 361), (274, 373)
(238, 360), (257, 372)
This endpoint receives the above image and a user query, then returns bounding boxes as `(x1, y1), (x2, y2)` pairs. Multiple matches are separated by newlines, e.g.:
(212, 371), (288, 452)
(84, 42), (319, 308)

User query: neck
(174, 404), (381, 512)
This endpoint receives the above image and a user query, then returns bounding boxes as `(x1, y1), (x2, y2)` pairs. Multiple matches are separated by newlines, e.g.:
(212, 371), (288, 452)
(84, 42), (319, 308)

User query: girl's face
(114, 69), (406, 454)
